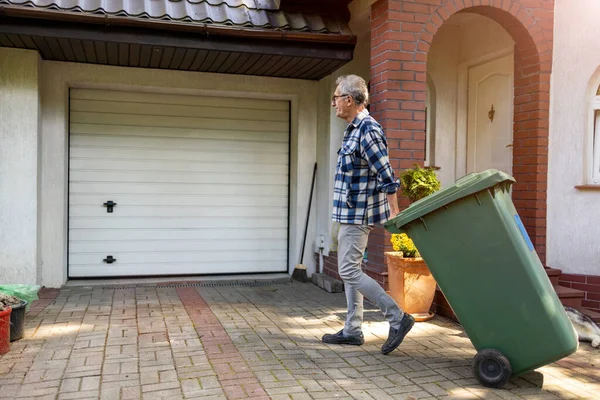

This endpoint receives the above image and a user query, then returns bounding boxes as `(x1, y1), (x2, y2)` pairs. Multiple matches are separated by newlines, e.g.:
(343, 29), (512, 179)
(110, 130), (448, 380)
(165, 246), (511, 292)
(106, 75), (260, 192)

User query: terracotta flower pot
(385, 251), (437, 322)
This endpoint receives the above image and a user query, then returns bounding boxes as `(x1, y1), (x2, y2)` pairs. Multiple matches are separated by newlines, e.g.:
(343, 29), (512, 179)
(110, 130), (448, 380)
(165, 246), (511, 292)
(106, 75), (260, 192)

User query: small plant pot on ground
(10, 300), (28, 342)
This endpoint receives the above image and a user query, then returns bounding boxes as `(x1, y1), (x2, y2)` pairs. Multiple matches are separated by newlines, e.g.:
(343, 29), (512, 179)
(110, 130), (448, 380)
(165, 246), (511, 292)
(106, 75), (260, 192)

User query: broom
(292, 162), (317, 283)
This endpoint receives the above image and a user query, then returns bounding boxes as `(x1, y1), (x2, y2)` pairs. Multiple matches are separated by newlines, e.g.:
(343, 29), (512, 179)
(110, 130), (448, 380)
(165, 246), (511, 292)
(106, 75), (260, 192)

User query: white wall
(428, 24), (460, 188)
(547, 0), (600, 276)
(39, 61), (319, 287)
(0, 48), (41, 285)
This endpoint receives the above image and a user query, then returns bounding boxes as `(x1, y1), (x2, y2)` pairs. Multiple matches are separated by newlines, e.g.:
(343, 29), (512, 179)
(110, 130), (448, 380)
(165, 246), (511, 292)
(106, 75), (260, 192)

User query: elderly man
(322, 74), (414, 354)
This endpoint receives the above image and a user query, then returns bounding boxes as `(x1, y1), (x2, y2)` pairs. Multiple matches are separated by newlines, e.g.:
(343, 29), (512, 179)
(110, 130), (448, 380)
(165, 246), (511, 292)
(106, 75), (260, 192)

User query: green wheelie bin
(383, 169), (578, 389)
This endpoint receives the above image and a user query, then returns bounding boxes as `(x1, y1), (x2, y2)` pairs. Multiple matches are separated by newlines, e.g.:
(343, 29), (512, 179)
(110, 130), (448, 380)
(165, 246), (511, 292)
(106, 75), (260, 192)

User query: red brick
(390, 11), (416, 22)
(382, 91), (414, 101)
(415, 52), (428, 62)
(588, 276), (600, 285)
(417, 41), (430, 52)
(389, 51), (417, 61)
(402, 62), (427, 72)
(455, 0), (467, 9)
(401, 101), (426, 111)
(403, 3), (431, 13)
(446, 1), (459, 14)
(561, 274), (587, 283)
(400, 159), (423, 169)
(400, 121), (426, 130)
(582, 300), (600, 310)
(587, 292), (600, 302)
(403, 22), (425, 32)
(403, 42), (417, 52)
(402, 81), (427, 91)
(573, 283), (600, 293)
(385, 110), (414, 120)
(420, 32), (434, 44)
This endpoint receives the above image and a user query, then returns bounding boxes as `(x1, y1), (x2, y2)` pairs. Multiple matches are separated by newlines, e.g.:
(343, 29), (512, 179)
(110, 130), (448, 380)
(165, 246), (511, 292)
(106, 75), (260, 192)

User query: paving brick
(141, 381), (181, 393)
(4, 283), (600, 400)
(141, 388), (183, 399)
(57, 390), (100, 400)
(81, 376), (101, 391)
(59, 377), (81, 393)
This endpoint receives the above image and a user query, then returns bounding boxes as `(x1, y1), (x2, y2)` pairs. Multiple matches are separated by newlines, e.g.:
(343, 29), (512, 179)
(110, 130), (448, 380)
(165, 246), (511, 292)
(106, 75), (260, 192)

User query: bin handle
(455, 172), (479, 187)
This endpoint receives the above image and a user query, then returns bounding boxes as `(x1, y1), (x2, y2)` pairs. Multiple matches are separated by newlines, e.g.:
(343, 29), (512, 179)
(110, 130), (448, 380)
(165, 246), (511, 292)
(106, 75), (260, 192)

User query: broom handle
(300, 163), (317, 264)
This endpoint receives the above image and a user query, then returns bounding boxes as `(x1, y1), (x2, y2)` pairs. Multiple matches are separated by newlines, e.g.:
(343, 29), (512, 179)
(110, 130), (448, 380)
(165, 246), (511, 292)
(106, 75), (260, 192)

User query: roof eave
(0, 5), (357, 45)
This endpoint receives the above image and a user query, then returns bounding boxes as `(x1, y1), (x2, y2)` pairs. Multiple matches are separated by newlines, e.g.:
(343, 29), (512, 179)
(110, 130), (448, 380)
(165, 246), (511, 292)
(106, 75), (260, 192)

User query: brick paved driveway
(0, 280), (598, 399)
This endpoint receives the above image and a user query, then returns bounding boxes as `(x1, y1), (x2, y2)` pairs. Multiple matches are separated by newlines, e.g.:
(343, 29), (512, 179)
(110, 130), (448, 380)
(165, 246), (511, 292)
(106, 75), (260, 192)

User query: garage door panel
(69, 89), (289, 277)
(69, 182), (288, 196)
(70, 194), (286, 207)
(70, 228), (287, 242)
(69, 249), (287, 264)
(69, 239), (288, 253)
(68, 260), (286, 277)
(70, 134), (288, 153)
(71, 99), (289, 122)
(69, 159), (285, 175)
(69, 171), (289, 186)
(71, 89), (289, 111)
(69, 217), (288, 230)
(70, 124), (289, 142)
(70, 111), (288, 132)
(70, 147), (288, 164)
(70, 205), (287, 218)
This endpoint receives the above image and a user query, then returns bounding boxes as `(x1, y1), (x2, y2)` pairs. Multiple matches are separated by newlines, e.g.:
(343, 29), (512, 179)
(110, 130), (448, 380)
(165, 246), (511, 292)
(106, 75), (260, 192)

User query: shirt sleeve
(359, 128), (400, 194)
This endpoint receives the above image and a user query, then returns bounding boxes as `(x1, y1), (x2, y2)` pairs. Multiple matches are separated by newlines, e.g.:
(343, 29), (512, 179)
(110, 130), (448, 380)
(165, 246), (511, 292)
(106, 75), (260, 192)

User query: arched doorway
(369, 1), (553, 273)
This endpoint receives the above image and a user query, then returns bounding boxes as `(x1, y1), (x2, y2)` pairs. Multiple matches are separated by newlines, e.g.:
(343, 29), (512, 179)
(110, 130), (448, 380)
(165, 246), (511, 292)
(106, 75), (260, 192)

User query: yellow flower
(390, 233), (420, 257)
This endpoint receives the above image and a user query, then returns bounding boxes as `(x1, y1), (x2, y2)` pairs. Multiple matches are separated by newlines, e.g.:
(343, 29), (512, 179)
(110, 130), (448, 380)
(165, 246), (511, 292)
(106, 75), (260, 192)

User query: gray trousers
(338, 223), (403, 336)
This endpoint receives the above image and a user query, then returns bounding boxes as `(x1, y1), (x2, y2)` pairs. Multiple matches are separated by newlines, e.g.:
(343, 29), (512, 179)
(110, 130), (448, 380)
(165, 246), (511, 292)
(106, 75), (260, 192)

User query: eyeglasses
(331, 94), (350, 103)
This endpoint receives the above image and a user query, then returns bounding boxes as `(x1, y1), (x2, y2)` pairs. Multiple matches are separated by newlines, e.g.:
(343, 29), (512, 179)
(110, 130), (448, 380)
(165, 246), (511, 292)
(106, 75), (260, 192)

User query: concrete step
(578, 307), (600, 323)
(545, 267), (562, 286)
(554, 285), (585, 308)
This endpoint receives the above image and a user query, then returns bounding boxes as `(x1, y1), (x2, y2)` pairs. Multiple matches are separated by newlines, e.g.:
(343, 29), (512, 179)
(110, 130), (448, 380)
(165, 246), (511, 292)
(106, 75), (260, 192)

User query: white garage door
(68, 89), (289, 278)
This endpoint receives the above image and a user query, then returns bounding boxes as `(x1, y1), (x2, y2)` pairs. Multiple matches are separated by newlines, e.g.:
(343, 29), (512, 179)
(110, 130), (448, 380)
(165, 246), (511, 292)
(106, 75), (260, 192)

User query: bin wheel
(472, 348), (512, 388)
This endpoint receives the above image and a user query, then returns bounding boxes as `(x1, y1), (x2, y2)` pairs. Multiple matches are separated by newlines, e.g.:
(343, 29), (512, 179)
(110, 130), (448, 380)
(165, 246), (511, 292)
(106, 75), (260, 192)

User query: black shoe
(381, 314), (415, 355)
(322, 330), (364, 346)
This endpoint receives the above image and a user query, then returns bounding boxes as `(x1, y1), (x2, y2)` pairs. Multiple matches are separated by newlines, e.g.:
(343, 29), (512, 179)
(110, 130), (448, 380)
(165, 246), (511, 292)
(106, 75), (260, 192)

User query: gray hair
(335, 75), (369, 106)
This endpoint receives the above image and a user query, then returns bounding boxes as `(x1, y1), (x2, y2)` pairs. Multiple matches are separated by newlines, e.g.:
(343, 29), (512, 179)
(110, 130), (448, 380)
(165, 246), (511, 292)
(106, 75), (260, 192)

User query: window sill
(575, 184), (600, 190)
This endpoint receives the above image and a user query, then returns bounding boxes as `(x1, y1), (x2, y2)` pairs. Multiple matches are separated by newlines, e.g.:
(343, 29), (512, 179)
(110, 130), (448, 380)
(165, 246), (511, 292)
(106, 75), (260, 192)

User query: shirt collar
(346, 109), (369, 132)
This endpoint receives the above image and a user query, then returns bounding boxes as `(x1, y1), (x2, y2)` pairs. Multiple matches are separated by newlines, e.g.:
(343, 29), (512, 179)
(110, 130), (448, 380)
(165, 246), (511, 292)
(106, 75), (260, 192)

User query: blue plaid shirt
(332, 110), (400, 225)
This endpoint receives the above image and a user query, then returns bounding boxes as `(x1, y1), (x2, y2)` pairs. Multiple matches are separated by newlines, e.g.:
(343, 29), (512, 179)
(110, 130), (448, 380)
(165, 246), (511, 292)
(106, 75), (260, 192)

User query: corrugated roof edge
(0, 4), (357, 44)
(0, 0), (352, 35)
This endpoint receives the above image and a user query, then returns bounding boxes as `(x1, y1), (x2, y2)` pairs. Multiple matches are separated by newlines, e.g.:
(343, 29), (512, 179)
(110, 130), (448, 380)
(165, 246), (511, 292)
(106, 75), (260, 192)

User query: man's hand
(387, 192), (400, 218)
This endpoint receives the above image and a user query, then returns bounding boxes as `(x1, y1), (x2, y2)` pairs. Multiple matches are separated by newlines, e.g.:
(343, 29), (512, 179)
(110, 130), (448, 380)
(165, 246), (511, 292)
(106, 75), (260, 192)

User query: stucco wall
(39, 61), (319, 287)
(0, 48), (41, 285)
(428, 24), (460, 188)
(547, 0), (600, 276)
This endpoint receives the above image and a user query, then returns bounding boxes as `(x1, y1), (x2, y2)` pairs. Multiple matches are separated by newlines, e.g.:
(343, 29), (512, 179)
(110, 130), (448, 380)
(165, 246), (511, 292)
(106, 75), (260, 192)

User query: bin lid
(384, 169), (515, 233)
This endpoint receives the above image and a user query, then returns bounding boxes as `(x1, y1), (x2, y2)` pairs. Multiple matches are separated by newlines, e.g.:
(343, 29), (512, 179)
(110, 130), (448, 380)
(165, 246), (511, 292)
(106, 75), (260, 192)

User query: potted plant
(385, 165), (441, 322)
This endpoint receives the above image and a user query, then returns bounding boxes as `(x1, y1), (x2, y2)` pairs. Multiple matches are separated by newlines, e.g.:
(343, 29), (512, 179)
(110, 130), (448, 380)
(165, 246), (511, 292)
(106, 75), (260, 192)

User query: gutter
(0, 5), (357, 45)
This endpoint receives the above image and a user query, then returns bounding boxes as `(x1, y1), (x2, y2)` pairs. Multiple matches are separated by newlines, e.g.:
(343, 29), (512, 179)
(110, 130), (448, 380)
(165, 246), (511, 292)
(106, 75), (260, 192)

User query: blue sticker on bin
(514, 214), (534, 251)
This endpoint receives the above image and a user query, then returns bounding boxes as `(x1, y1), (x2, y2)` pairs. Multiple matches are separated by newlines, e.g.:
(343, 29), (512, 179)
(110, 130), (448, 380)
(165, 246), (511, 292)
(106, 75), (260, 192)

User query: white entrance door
(68, 89), (290, 278)
(467, 54), (514, 174)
